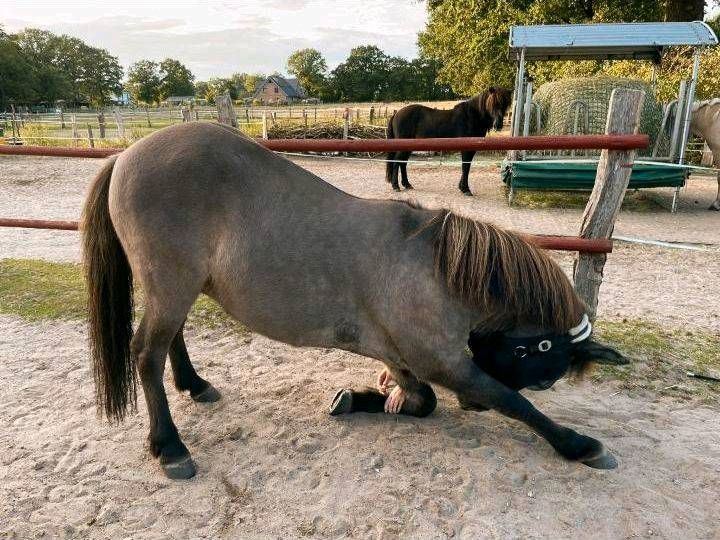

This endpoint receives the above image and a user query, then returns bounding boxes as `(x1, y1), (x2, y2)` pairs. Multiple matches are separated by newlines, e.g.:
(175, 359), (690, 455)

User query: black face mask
(469, 315), (596, 391)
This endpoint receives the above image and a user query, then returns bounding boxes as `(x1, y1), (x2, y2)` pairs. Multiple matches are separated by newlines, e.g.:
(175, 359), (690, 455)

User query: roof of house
(509, 21), (718, 62)
(257, 75), (306, 98)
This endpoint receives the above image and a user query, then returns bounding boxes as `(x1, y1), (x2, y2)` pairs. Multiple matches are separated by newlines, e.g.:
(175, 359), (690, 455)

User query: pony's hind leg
(132, 283), (204, 479)
(397, 151), (413, 189)
(710, 172), (720, 210)
(169, 321), (221, 403)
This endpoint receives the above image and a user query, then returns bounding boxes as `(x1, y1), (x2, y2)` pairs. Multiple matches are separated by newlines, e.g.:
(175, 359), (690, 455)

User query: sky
(3, 2), (719, 81)
(1, 1), (428, 80)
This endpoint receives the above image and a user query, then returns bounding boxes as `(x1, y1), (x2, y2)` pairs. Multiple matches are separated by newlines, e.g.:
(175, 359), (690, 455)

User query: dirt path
(1, 154), (720, 538)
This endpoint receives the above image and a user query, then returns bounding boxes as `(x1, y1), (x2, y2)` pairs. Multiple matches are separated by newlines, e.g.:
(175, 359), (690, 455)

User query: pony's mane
(455, 88), (512, 113)
(693, 98), (720, 112)
(429, 210), (585, 333)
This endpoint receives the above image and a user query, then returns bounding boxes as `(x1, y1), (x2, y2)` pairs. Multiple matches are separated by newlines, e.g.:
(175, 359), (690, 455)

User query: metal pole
(673, 50), (701, 213)
(669, 80), (687, 162)
(511, 48), (526, 138)
(521, 81), (533, 158)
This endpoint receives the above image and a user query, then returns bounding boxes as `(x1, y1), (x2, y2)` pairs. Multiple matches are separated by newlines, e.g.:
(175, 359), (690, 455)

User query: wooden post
(195, 110), (199, 121)
(355, 108), (360, 122)
(59, 108), (65, 129)
(574, 88), (645, 319)
(303, 108), (308, 128)
(271, 111), (277, 125)
(71, 114), (78, 147)
(10, 105), (18, 142)
(181, 107), (192, 122)
(369, 106), (375, 125)
(114, 109), (125, 138)
(245, 108), (250, 123)
(314, 108), (317, 122)
(216, 93), (237, 127)
(145, 107), (152, 128)
(86, 124), (95, 148)
(97, 112), (106, 138)
(262, 111), (268, 139)
(343, 108), (350, 139)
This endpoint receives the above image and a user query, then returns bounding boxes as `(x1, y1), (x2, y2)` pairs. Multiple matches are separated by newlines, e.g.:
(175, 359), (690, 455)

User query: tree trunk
(664, 0), (704, 21)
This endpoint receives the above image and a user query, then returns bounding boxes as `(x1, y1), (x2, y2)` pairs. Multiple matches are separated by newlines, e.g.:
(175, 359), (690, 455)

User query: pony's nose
(527, 380), (554, 391)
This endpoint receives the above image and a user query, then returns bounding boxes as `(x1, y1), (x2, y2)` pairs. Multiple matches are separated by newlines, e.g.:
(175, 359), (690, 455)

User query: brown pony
(385, 87), (512, 195)
(82, 122), (625, 479)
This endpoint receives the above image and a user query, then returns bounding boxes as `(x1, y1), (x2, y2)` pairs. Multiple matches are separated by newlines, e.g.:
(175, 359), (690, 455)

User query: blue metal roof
(510, 22), (718, 61)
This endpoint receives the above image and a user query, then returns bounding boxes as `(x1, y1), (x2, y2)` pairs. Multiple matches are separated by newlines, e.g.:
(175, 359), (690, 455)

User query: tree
(330, 45), (390, 101)
(419, 0), (663, 95)
(12, 28), (73, 104)
(204, 77), (238, 104)
(286, 48), (327, 97)
(194, 80), (209, 101)
(77, 45), (123, 106)
(126, 60), (161, 105)
(664, 0), (704, 21)
(0, 33), (37, 108)
(159, 58), (195, 100)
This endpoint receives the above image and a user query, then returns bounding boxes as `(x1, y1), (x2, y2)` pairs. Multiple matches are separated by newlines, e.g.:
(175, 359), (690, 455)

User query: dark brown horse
(83, 122), (625, 480)
(385, 87), (512, 195)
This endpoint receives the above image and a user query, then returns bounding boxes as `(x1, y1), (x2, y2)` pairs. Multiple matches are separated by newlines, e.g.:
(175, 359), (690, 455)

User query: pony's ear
(575, 339), (628, 365)
(488, 86), (497, 94)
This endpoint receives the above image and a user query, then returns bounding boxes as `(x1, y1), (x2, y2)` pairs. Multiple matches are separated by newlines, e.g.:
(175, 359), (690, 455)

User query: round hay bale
(532, 77), (663, 155)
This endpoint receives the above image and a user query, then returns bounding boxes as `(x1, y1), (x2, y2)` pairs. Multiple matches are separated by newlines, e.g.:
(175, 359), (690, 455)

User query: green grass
(0, 259), (246, 333)
(510, 188), (663, 212)
(1, 259), (718, 400)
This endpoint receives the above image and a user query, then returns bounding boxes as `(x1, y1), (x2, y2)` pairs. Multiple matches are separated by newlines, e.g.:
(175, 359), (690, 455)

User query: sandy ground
(1, 154), (720, 538)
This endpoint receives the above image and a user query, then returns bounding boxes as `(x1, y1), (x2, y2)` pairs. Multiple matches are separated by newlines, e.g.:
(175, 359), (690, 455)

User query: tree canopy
(286, 48), (327, 97)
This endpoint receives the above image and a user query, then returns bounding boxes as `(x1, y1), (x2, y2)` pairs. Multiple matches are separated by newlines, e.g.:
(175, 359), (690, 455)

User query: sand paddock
(1, 154), (719, 538)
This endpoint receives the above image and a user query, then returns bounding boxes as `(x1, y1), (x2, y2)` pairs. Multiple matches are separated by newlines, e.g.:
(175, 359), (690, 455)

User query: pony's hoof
(582, 450), (618, 470)
(462, 190), (473, 197)
(161, 455), (196, 480)
(329, 389), (353, 416)
(709, 201), (720, 211)
(392, 187), (401, 192)
(403, 184), (414, 190)
(192, 384), (221, 403)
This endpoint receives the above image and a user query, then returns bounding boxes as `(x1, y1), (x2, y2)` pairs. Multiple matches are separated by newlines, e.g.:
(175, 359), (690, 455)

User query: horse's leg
(446, 360), (616, 469)
(398, 152), (413, 189)
(330, 368), (436, 418)
(459, 150), (476, 195)
(133, 285), (202, 479)
(711, 171), (720, 211)
(169, 321), (221, 403)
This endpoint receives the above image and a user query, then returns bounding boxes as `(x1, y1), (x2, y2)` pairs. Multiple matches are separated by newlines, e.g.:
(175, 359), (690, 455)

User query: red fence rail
(0, 218), (613, 253)
(0, 134), (649, 159)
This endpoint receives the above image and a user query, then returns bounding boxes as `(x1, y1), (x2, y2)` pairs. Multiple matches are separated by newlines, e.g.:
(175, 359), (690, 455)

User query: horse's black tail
(81, 155), (136, 423)
(385, 113), (396, 183)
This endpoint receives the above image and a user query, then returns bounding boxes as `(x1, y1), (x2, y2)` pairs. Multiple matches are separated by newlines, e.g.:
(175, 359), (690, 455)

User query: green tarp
(501, 160), (687, 190)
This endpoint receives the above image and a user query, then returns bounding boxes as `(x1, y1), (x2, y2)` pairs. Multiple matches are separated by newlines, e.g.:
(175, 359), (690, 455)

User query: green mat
(501, 160), (687, 191)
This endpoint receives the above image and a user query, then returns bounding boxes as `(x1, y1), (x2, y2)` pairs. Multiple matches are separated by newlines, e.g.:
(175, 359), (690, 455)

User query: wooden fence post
(59, 108), (65, 129)
(86, 124), (95, 148)
(216, 93), (237, 127)
(145, 107), (152, 128)
(97, 112), (106, 138)
(574, 88), (645, 319)
(369, 106), (375, 125)
(262, 112), (268, 139)
(71, 115), (78, 147)
(10, 105), (18, 142)
(113, 109), (125, 138)
(343, 108), (350, 139)
(303, 108), (308, 128)
(181, 107), (192, 122)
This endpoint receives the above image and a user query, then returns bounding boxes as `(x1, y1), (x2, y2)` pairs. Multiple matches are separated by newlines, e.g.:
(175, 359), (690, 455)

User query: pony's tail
(385, 113), (396, 183)
(81, 155), (136, 423)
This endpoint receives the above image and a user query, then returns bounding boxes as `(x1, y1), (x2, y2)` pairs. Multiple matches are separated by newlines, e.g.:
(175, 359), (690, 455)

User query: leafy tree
(78, 45), (123, 106)
(229, 72), (265, 98)
(159, 58), (195, 99)
(286, 48), (327, 97)
(126, 60), (161, 105)
(330, 45), (391, 101)
(204, 77), (238, 104)
(194, 80), (209, 101)
(11, 28), (72, 104)
(664, 0), (705, 21)
(0, 32), (37, 108)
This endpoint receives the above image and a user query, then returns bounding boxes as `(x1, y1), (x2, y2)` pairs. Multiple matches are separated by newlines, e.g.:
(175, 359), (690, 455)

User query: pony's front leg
(447, 361), (617, 469)
(458, 150), (475, 195)
(329, 367), (436, 418)
(710, 172), (720, 211)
